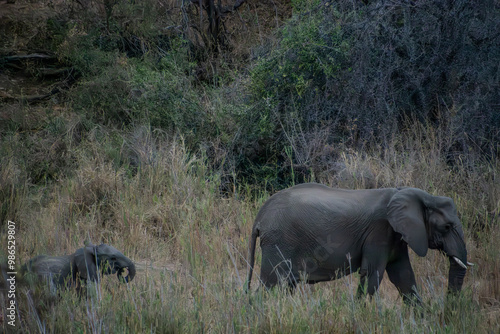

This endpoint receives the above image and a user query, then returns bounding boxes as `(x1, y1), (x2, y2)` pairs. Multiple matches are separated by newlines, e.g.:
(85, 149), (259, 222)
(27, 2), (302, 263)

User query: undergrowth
(1, 127), (499, 332)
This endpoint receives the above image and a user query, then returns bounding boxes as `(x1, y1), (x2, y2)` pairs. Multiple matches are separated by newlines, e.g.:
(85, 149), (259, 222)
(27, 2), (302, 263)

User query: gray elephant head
(74, 243), (136, 283)
(387, 188), (469, 292)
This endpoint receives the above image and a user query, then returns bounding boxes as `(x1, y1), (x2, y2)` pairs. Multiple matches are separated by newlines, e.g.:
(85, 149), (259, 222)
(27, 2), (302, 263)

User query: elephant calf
(22, 243), (136, 293)
(247, 183), (472, 303)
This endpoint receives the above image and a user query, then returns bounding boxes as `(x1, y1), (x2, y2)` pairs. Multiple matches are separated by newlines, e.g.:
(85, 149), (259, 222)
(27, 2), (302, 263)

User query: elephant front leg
(385, 255), (422, 306)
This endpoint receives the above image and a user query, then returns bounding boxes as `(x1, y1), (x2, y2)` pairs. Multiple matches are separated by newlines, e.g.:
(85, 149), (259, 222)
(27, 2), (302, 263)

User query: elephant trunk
(443, 227), (469, 293)
(447, 257), (467, 293)
(117, 260), (136, 283)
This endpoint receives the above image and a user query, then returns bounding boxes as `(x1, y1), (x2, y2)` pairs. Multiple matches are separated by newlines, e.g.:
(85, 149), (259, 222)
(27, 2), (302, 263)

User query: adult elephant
(22, 243), (136, 294)
(247, 183), (471, 303)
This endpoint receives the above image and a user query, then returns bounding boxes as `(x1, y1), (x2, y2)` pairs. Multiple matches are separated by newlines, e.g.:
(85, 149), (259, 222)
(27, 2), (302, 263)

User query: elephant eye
(444, 224), (452, 232)
(110, 256), (117, 261)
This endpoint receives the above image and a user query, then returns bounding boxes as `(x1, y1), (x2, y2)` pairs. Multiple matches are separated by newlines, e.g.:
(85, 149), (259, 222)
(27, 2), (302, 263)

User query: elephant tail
(246, 223), (260, 293)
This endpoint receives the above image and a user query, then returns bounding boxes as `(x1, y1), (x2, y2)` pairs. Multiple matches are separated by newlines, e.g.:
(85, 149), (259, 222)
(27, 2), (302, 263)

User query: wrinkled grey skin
(247, 183), (469, 303)
(22, 243), (135, 293)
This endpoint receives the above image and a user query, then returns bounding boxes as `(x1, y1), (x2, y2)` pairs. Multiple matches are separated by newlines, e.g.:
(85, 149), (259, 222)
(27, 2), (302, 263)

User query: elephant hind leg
(356, 255), (387, 298)
(356, 267), (385, 298)
(261, 262), (298, 290)
(260, 251), (299, 290)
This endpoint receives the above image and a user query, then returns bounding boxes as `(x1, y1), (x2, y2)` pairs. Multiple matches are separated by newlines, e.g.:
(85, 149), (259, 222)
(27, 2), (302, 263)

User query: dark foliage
(243, 0), (500, 188)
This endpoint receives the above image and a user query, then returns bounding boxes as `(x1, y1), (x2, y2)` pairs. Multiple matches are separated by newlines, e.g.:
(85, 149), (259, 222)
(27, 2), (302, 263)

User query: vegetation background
(0, 0), (499, 332)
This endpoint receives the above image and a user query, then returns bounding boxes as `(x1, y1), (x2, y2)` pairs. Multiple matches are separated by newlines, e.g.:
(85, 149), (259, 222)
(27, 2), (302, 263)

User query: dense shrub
(63, 29), (208, 142)
(243, 0), (500, 187)
(131, 54), (203, 141)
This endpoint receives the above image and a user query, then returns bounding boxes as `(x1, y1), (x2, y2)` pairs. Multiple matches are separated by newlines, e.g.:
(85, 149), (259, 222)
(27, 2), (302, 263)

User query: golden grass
(1, 127), (499, 333)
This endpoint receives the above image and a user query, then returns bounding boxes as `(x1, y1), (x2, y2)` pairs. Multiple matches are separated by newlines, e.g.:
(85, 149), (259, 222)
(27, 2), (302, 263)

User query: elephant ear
(75, 244), (98, 281)
(387, 188), (429, 257)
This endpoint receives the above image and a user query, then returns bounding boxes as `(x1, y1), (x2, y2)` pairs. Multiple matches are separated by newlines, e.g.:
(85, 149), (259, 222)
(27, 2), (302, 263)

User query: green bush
(130, 53), (203, 142)
(64, 31), (207, 143)
(237, 1), (350, 187)
(70, 63), (135, 126)
(250, 3), (348, 107)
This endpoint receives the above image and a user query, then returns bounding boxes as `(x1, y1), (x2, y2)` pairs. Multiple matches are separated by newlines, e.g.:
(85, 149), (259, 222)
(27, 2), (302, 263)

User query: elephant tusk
(453, 256), (467, 269)
(121, 267), (130, 277)
(467, 261), (475, 266)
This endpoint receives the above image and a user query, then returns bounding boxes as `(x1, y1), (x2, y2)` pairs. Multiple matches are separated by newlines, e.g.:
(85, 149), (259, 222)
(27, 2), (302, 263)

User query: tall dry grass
(1, 123), (499, 333)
